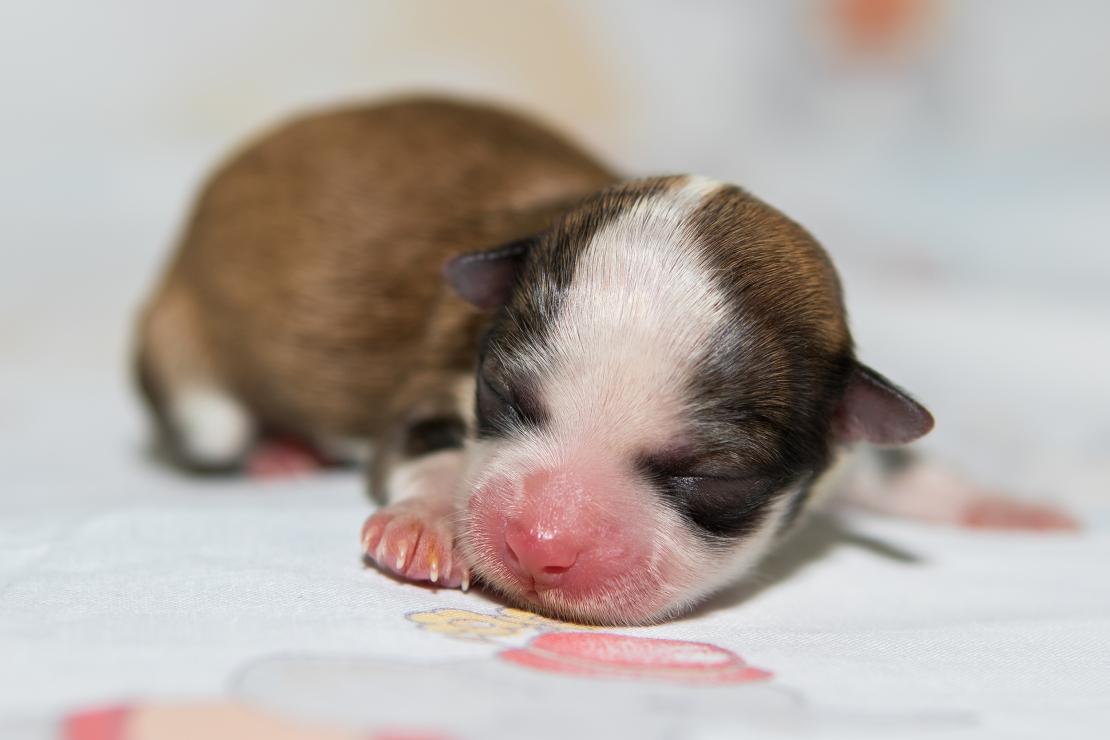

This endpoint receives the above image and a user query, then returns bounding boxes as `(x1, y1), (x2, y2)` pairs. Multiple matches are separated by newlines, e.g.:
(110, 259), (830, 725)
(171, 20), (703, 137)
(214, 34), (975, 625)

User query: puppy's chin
(468, 545), (719, 626)
(480, 573), (679, 626)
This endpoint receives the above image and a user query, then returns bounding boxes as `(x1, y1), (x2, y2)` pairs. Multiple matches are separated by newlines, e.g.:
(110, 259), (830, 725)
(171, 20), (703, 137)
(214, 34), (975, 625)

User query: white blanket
(1, 277), (1108, 739)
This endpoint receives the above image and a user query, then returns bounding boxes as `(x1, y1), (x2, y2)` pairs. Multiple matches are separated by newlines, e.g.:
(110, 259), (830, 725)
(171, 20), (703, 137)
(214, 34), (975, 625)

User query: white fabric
(1, 273), (1108, 739)
(3, 4), (1109, 736)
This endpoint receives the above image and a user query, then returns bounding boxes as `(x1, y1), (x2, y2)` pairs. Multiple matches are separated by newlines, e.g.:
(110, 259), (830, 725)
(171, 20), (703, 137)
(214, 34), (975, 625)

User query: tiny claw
(429, 561), (439, 583)
(461, 570), (470, 592)
(395, 548), (407, 571)
(360, 525), (376, 554)
(375, 539), (386, 564)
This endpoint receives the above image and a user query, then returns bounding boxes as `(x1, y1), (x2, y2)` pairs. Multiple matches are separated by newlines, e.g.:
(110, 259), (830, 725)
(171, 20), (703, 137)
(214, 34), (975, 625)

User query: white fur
(316, 436), (372, 465)
(457, 177), (814, 623)
(675, 492), (798, 616)
(169, 386), (253, 466)
(389, 449), (465, 504)
(532, 175), (731, 455)
(461, 176), (735, 497)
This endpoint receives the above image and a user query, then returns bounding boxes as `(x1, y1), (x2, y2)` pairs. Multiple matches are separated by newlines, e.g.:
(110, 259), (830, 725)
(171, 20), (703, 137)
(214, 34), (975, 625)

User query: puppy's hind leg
(135, 282), (255, 473)
(837, 449), (1080, 531)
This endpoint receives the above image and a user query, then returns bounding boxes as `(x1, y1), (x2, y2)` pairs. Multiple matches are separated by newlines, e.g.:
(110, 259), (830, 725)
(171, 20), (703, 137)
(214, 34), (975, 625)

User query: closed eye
(475, 364), (546, 438)
(654, 472), (773, 537)
(476, 372), (519, 437)
(666, 475), (761, 505)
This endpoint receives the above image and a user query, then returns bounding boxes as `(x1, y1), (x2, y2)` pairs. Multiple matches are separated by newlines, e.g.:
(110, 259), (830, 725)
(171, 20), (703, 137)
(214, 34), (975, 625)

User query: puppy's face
(446, 176), (930, 625)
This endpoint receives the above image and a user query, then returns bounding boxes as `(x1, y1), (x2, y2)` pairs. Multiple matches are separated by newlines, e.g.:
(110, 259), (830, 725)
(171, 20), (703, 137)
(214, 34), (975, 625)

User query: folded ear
(833, 362), (934, 445)
(443, 237), (535, 309)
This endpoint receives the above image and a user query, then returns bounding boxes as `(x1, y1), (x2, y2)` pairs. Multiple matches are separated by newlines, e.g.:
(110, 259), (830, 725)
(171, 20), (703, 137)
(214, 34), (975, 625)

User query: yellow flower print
(407, 607), (601, 642)
(407, 609), (529, 641)
(495, 608), (601, 632)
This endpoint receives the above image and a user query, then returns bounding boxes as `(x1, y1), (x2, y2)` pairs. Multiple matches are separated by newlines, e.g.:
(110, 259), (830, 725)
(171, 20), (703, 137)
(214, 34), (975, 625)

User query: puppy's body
(137, 97), (1075, 624)
(139, 100), (614, 460)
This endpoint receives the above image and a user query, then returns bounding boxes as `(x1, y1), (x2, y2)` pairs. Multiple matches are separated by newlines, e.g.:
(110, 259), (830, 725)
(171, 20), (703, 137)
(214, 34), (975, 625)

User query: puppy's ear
(834, 362), (934, 445)
(443, 237), (535, 309)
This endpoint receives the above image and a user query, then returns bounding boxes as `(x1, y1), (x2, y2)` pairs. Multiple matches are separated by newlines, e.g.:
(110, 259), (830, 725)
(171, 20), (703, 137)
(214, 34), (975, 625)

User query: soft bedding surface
(1, 267), (1108, 739)
(4, 3), (1110, 734)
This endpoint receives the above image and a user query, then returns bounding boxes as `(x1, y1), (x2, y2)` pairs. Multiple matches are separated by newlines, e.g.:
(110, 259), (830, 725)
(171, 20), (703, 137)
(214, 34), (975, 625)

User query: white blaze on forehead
(537, 176), (729, 452)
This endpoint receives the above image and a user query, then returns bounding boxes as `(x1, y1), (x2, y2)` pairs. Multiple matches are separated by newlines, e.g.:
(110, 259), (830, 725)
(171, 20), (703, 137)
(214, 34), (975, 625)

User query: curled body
(136, 97), (1077, 625)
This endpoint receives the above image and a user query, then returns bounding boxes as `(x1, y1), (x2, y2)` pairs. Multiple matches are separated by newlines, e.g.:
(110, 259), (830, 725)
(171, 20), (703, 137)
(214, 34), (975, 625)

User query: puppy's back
(139, 97), (615, 449)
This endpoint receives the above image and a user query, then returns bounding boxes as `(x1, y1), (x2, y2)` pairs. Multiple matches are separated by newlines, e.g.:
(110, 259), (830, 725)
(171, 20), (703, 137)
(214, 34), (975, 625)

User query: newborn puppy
(136, 97), (1076, 625)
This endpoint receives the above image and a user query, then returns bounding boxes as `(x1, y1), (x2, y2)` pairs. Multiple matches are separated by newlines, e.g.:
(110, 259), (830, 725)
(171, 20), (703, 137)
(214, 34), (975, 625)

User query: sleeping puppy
(135, 97), (1077, 625)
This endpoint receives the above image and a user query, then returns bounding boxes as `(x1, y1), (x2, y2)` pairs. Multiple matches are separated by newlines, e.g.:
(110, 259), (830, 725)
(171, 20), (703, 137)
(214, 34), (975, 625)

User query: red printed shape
(247, 436), (330, 479)
(499, 632), (771, 685)
(63, 705), (132, 740)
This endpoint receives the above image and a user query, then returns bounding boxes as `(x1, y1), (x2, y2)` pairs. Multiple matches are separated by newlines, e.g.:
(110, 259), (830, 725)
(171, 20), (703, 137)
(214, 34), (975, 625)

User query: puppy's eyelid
(642, 455), (758, 482)
(639, 451), (697, 479)
(480, 372), (513, 405)
(671, 472), (754, 483)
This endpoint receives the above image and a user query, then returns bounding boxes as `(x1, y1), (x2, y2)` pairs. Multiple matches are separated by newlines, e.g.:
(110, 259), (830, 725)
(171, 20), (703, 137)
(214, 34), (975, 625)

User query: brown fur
(134, 96), (946, 624)
(137, 97), (616, 457)
(688, 185), (854, 478)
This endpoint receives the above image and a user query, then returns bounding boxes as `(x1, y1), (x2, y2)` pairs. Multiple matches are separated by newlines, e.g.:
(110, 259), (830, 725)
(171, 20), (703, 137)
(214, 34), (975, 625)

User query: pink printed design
(61, 702), (455, 740)
(499, 632), (772, 685)
(63, 705), (131, 740)
(406, 606), (772, 686)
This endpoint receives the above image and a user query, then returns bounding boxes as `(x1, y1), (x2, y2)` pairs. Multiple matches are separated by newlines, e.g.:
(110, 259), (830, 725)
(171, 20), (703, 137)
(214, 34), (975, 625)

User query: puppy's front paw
(360, 500), (469, 588)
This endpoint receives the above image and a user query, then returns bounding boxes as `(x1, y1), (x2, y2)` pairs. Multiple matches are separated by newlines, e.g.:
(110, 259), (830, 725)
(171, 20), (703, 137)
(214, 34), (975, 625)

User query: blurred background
(1, 0), (1107, 509)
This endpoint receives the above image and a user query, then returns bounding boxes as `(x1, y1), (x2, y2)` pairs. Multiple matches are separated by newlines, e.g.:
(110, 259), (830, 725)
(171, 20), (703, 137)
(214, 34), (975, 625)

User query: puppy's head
(446, 176), (931, 624)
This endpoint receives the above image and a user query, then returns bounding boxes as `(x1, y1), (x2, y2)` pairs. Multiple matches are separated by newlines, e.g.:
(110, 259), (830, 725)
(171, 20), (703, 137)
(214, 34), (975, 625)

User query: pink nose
(503, 521), (581, 584)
